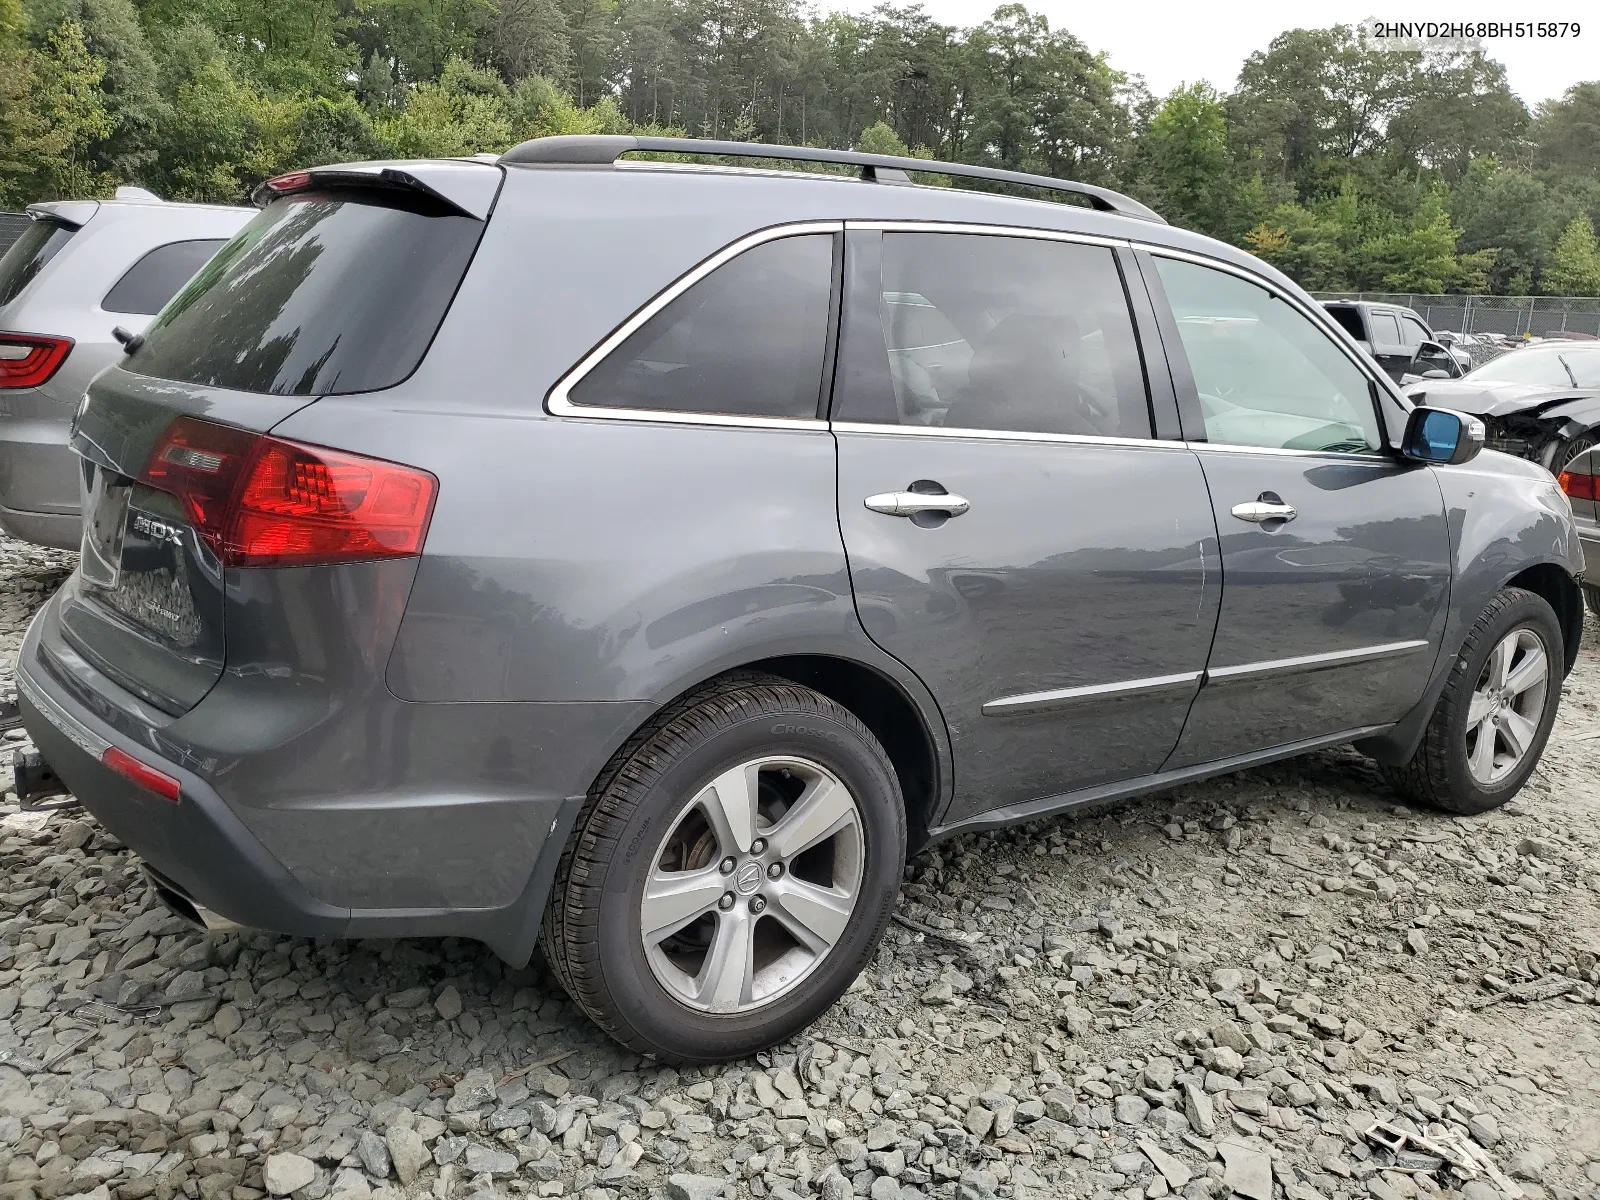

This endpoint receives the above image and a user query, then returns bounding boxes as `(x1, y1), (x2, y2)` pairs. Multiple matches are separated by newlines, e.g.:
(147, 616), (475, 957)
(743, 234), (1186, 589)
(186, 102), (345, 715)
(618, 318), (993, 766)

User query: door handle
(1231, 499), (1297, 524)
(864, 491), (971, 517)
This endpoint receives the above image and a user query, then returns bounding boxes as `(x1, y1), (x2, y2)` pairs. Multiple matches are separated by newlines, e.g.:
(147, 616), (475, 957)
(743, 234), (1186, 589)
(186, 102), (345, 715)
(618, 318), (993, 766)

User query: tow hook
(12, 749), (74, 811)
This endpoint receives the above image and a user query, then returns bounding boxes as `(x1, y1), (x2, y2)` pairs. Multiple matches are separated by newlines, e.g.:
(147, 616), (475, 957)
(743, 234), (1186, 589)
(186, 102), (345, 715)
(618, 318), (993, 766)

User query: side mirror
(1402, 406), (1484, 466)
(1421, 368), (1451, 380)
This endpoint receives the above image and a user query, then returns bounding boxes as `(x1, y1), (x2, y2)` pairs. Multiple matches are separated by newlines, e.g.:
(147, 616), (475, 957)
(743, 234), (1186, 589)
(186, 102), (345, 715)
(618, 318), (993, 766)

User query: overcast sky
(837, 0), (1596, 110)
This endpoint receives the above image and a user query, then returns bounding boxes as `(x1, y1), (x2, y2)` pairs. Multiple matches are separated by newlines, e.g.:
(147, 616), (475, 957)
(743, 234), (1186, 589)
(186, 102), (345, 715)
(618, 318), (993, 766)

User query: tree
(0, 19), (116, 202)
(1137, 82), (1257, 240)
(1533, 82), (1600, 176)
(1545, 215), (1600, 296)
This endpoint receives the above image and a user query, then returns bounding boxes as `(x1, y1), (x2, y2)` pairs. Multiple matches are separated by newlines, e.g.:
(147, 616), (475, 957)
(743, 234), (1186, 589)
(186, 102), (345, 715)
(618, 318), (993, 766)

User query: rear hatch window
(125, 189), (485, 396)
(0, 219), (76, 308)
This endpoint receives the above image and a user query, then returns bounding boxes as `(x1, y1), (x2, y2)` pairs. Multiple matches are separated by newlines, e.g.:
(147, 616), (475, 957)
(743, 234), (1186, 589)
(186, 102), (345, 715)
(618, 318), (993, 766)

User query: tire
(540, 672), (906, 1062)
(1585, 585), (1600, 620)
(1542, 433), (1594, 476)
(1383, 587), (1563, 814)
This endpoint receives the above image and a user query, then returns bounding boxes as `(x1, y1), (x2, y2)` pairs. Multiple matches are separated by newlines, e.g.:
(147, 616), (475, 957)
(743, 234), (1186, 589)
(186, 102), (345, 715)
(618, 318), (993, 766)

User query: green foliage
(1546, 215), (1600, 296)
(0, 19), (117, 203)
(0, 0), (1595, 295)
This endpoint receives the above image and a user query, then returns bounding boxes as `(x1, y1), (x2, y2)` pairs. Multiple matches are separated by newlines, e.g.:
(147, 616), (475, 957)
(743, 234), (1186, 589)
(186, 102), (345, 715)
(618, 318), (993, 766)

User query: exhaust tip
(141, 865), (245, 933)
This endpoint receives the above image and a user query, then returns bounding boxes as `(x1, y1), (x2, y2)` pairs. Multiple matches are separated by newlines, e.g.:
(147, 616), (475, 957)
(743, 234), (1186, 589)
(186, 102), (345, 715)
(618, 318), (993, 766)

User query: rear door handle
(1231, 500), (1297, 523)
(864, 491), (971, 517)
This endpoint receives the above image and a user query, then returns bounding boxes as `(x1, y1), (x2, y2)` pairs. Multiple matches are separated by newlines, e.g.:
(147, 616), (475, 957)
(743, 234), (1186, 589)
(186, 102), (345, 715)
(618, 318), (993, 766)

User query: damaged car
(1403, 342), (1600, 474)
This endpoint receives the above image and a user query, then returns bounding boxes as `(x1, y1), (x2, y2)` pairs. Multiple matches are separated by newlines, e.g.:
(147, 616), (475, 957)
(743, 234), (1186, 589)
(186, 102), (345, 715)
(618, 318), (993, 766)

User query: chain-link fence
(0, 211), (30, 257)
(1312, 292), (1600, 339)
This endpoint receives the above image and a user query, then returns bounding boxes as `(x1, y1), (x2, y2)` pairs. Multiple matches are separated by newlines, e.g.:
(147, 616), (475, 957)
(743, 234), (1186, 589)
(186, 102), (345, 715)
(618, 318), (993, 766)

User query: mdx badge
(131, 511), (186, 548)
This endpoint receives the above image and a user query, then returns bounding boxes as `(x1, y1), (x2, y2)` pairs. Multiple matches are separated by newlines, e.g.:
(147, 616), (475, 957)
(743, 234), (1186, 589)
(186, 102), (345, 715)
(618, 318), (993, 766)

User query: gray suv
(0, 190), (251, 548)
(16, 138), (1584, 1062)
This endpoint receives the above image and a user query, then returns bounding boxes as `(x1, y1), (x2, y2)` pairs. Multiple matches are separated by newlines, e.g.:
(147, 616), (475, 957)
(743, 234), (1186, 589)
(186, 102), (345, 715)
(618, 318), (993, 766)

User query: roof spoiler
(25, 200), (100, 229)
(497, 134), (1165, 223)
(251, 161), (503, 220)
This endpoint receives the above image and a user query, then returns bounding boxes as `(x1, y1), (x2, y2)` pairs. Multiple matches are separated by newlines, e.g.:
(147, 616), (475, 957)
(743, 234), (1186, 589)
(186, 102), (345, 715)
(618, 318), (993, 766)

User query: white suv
(0, 188), (251, 548)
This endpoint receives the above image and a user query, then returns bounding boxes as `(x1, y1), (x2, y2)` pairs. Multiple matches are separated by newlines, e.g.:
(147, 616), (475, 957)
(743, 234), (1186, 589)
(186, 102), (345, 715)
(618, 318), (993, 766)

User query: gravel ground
(1, 533), (1597, 1200)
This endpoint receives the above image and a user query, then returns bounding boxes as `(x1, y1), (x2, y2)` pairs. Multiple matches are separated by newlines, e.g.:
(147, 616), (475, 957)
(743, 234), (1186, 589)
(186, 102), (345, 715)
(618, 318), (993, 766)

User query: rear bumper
(0, 504), (79, 550)
(17, 631), (351, 939)
(17, 589), (650, 963)
(0, 415), (79, 548)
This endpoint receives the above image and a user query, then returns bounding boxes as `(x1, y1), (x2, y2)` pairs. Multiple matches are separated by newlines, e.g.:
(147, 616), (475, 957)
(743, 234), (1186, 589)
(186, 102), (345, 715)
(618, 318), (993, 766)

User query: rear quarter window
(0, 219), (76, 308)
(102, 239), (228, 315)
(125, 190), (485, 396)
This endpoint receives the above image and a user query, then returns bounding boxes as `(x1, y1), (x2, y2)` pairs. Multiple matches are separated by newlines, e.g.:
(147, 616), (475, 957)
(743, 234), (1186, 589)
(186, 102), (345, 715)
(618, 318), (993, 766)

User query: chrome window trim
(984, 670), (1202, 717)
(1187, 441), (1390, 462)
(1206, 639), (1430, 683)
(831, 421), (1189, 451)
(847, 219), (1130, 250)
(546, 220), (843, 430)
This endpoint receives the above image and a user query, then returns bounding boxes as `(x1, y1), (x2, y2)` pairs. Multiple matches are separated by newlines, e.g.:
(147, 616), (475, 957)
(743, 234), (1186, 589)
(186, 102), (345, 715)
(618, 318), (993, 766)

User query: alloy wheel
(640, 755), (865, 1014)
(1465, 627), (1549, 785)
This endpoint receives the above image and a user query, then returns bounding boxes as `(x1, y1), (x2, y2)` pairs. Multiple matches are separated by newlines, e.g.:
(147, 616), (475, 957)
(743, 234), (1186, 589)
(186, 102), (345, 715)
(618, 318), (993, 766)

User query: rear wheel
(541, 673), (905, 1062)
(1383, 587), (1562, 814)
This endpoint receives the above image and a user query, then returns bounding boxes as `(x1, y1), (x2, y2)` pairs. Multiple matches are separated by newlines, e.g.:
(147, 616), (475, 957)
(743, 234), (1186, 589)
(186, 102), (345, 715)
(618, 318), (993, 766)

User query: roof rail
(497, 134), (1165, 223)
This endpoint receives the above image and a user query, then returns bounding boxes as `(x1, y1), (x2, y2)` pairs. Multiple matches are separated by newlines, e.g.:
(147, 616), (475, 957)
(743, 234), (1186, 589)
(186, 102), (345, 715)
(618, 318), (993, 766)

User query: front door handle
(864, 491), (971, 517)
(1231, 499), (1297, 524)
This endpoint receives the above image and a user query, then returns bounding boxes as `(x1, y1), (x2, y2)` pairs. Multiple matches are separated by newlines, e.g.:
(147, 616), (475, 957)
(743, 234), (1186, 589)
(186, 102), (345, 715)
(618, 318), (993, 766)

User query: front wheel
(541, 673), (905, 1062)
(1383, 587), (1563, 814)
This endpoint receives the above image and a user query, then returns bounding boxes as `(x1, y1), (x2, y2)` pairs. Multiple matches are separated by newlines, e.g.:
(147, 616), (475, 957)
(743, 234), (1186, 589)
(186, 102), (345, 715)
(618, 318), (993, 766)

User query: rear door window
(1369, 312), (1402, 345)
(0, 219), (76, 308)
(126, 190), (486, 396)
(565, 234), (835, 421)
(102, 239), (227, 315)
(836, 232), (1152, 438)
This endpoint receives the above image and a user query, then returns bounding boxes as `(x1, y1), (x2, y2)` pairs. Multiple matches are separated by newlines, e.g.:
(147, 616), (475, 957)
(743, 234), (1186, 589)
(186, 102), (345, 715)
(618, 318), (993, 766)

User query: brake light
(102, 745), (181, 801)
(0, 334), (72, 388)
(139, 416), (438, 567)
(265, 171), (313, 193)
(1559, 469), (1596, 501)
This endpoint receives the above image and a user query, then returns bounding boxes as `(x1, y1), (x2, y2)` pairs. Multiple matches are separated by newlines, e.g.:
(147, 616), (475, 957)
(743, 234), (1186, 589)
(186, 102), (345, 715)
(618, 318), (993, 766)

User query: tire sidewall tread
(1384, 587), (1563, 814)
(541, 672), (906, 1063)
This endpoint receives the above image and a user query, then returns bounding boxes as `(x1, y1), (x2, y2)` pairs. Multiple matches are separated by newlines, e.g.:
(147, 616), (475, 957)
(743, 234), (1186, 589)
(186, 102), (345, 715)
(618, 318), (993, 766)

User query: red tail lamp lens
(0, 334), (73, 388)
(265, 171), (313, 193)
(139, 416), (438, 567)
(1559, 469), (1596, 501)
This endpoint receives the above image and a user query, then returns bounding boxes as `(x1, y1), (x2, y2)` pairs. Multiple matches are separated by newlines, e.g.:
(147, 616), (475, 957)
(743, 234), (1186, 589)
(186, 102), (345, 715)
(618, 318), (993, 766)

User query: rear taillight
(0, 334), (72, 388)
(1559, 468), (1596, 501)
(139, 416), (438, 567)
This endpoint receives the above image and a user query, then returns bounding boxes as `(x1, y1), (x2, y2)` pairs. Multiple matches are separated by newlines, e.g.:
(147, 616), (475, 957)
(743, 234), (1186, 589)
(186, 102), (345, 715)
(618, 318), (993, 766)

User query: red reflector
(266, 171), (313, 193)
(0, 333), (73, 388)
(1559, 470), (1597, 501)
(102, 746), (181, 802)
(139, 416), (438, 567)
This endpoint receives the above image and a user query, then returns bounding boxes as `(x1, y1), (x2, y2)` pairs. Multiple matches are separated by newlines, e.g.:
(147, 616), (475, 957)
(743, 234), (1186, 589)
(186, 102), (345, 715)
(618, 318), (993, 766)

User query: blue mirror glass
(1414, 410), (1460, 462)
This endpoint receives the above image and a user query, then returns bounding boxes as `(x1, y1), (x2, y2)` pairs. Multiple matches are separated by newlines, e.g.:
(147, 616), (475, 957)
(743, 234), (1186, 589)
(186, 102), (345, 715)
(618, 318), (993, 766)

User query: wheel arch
(583, 650), (951, 855)
(1358, 556), (1582, 766)
(1504, 561), (1582, 676)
